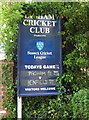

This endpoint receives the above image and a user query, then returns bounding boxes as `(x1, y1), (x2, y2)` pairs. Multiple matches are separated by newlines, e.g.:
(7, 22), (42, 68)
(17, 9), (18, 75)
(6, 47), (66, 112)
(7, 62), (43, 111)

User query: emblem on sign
(36, 41), (44, 51)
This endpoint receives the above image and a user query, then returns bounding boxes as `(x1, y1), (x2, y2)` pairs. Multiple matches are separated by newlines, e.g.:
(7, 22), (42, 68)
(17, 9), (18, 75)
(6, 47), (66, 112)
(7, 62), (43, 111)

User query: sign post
(17, 17), (62, 119)
(17, 97), (22, 119)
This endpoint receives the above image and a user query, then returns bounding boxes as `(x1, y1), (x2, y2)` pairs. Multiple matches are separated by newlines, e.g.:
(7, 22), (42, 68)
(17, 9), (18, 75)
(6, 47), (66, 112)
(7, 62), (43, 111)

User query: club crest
(36, 41), (44, 51)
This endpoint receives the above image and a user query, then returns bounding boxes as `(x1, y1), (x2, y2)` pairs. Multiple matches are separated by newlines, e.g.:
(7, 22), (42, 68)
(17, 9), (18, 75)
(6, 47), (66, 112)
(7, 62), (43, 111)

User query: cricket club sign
(18, 18), (62, 96)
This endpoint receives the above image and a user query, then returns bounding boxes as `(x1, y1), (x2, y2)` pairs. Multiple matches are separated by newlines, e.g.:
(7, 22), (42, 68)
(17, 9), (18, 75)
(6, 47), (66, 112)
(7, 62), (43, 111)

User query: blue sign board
(18, 18), (62, 96)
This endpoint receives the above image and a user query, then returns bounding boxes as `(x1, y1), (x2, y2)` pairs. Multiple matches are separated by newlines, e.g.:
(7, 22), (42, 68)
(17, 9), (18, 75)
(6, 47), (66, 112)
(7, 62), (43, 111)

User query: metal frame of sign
(18, 18), (62, 96)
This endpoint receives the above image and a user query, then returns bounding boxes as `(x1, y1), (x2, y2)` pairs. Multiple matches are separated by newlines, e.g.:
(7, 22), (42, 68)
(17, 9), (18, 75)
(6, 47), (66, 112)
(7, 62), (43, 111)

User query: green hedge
(1, 2), (89, 119)
(72, 88), (89, 119)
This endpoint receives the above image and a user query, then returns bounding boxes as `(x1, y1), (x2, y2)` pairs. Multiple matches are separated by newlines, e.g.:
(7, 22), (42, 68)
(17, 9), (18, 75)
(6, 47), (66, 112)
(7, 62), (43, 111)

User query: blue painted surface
(18, 18), (62, 96)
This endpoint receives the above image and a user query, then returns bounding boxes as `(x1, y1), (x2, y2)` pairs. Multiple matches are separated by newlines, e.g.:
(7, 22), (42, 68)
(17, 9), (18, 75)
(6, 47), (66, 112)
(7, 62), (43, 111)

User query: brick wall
(0, 60), (14, 117)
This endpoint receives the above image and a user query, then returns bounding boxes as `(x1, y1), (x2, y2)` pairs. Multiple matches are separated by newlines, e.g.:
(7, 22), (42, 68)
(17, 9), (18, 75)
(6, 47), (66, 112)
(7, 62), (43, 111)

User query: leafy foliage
(2, 61), (17, 119)
(1, 2), (89, 119)
(72, 89), (89, 119)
